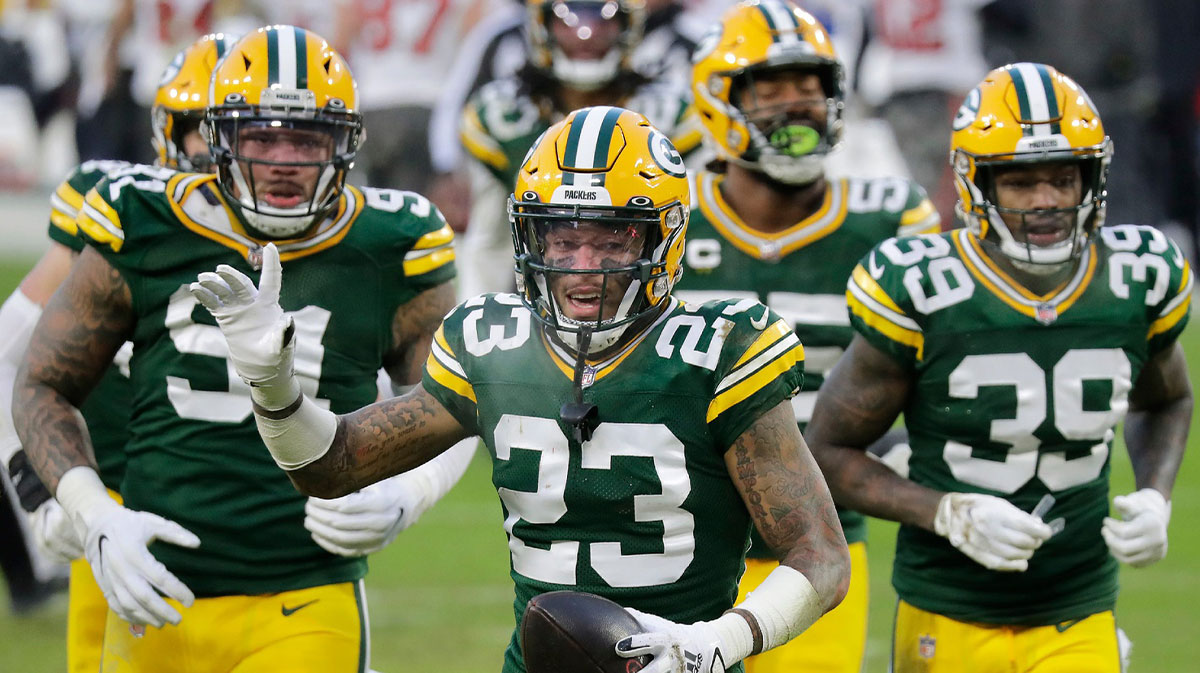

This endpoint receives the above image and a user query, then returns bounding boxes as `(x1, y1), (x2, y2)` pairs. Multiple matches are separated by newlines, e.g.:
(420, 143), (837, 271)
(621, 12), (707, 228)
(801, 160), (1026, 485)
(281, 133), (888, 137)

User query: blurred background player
(333, 0), (502, 199)
(676, 3), (938, 672)
(808, 62), (1192, 673)
(0, 32), (235, 673)
(13, 26), (471, 672)
(454, 0), (702, 299)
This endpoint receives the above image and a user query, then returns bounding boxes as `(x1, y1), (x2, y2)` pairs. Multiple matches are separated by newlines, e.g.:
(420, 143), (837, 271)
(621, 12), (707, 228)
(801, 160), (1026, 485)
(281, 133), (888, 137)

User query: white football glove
(1102, 488), (1170, 567)
(29, 498), (84, 564)
(304, 475), (421, 557)
(617, 608), (727, 673)
(189, 243), (296, 408)
(933, 493), (1053, 572)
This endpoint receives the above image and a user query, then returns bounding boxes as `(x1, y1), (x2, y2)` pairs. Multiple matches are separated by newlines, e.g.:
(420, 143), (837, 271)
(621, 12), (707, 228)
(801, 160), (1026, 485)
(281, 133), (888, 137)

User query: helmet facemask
(533, 0), (641, 91)
(154, 109), (214, 172)
(719, 61), (844, 185)
(207, 92), (362, 239)
(955, 141), (1110, 273)
(510, 195), (684, 356)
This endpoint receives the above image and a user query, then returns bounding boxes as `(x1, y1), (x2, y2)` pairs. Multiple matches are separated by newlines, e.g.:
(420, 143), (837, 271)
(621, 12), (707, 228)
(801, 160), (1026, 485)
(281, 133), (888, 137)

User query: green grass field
(1, 254), (1197, 672)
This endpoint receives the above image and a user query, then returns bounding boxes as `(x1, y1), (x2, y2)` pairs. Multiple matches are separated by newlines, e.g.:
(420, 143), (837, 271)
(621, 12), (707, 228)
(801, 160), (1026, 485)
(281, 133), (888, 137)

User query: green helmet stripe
(1008, 66), (1033, 136)
(266, 27), (280, 86)
(591, 106), (623, 171)
(294, 27), (309, 90)
(1034, 63), (1061, 135)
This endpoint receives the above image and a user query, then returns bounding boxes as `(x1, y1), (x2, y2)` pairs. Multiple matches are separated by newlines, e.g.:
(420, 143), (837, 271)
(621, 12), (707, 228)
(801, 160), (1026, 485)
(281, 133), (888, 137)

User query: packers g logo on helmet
(950, 62), (1112, 267)
(509, 106), (689, 355)
(152, 32), (238, 172)
(206, 25), (363, 240)
(691, 0), (845, 185)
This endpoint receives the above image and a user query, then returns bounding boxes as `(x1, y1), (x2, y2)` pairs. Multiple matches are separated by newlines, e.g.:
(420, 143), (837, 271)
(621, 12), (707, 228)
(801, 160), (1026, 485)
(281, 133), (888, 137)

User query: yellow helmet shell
(210, 24), (358, 113)
(151, 32), (237, 170)
(691, 0), (842, 163)
(951, 62), (1111, 251)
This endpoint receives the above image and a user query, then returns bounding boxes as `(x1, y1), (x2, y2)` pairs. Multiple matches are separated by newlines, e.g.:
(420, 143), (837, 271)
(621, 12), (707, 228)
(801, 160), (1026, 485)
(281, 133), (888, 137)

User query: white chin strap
(984, 193), (1094, 272)
(551, 49), (621, 91)
(228, 161), (336, 238)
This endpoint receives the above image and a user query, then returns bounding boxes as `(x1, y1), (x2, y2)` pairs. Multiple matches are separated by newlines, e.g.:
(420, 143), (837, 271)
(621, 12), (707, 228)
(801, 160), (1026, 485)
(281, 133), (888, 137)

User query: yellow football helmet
(206, 25), (363, 239)
(509, 105), (689, 354)
(526, 0), (646, 91)
(951, 62), (1112, 266)
(152, 32), (238, 171)
(691, 0), (844, 185)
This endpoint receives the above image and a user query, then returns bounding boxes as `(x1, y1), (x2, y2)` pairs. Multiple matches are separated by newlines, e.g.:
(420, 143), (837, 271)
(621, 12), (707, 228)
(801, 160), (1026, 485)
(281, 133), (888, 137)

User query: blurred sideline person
(0, 32), (235, 673)
(807, 63), (1192, 672)
(335, 0), (501, 197)
(675, 3), (939, 672)
(454, 0), (702, 298)
(191, 106), (851, 673)
(14, 26), (471, 672)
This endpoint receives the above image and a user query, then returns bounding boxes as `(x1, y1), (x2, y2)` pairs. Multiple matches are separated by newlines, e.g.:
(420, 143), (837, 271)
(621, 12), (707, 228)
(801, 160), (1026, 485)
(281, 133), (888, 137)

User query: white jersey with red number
(344, 0), (504, 110)
(858, 0), (991, 104)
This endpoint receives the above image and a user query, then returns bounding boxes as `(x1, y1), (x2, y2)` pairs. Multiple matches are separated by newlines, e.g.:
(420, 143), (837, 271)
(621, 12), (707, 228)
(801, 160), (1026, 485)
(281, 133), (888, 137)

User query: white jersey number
(493, 415), (695, 588)
(943, 349), (1130, 494)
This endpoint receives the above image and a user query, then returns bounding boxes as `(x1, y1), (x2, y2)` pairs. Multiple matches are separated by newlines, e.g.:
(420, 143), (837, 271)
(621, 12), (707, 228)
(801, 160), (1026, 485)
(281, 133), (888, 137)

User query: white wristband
(55, 466), (117, 531)
(726, 565), (823, 657)
(254, 395), (338, 470)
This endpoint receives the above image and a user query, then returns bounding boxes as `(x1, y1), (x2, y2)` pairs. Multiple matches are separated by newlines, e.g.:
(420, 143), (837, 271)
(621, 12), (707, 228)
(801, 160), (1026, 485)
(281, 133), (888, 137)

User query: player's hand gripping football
(305, 475), (423, 556)
(189, 243), (296, 407)
(617, 608), (727, 673)
(934, 492), (1054, 572)
(1102, 488), (1170, 567)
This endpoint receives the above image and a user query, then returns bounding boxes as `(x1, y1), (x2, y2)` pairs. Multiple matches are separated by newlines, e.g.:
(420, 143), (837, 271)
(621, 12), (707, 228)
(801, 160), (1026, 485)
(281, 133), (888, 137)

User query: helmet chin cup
(551, 49), (621, 91)
(757, 153), (825, 185)
(983, 198), (1093, 270)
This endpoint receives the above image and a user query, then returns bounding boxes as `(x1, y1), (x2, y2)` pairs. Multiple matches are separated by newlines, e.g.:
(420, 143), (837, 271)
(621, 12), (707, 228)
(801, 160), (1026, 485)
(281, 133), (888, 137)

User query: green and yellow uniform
(848, 226), (1191, 670)
(423, 294), (805, 673)
(674, 169), (938, 673)
(75, 166), (455, 671)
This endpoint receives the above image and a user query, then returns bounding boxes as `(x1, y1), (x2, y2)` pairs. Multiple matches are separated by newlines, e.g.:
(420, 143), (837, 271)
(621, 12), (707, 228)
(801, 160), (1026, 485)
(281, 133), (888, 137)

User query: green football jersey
(674, 170), (940, 549)
(47, 159), (138, 491)
(459, 77), (702, 188)
(847, 225), (1193, 625)
(76, 168), (457, 596)
(423, 294), (805, 673)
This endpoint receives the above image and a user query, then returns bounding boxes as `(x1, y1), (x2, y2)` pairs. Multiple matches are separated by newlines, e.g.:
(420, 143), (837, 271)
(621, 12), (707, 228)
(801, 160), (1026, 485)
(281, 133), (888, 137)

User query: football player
(13, 26), (471, 672)
(455, 0), (703, 298)
(806, 63), (1193, 672)
(674, 3), (940, 672)
(0, 32), (234, 673)
(190, 106), (852, 673)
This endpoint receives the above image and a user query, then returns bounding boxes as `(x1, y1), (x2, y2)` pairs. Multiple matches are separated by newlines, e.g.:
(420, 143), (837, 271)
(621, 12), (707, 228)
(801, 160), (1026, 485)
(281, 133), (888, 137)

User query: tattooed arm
(13, 247), (134, 493)
(804, 335), (942, 530)
(281, 383), (471, 498)
(383, 280), (458, 386)
(726, 400), (850, 611)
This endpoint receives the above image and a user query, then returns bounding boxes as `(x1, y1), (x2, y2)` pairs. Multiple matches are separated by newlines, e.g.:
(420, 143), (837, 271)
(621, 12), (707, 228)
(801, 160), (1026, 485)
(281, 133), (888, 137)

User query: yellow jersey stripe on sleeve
(76, 189), (125, 252)
(426, 334), (474, 402)
(733, 318), (791, 370)
(403, 246), (456, 277)
(847, 289), (924, 359)
(1148, 262), (1192, 340)
(413, 224), (455, 250)
(708, 338), (804, 423)
(850, 265), (909, 316)
(49, 181), (85, 235)
(460, 106), (509, 172)
(897, 200), (940, 236)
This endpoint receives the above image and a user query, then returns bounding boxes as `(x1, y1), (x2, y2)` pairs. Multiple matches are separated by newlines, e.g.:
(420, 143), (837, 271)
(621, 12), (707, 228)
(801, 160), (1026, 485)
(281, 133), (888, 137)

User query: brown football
(521, 591), (649, 673)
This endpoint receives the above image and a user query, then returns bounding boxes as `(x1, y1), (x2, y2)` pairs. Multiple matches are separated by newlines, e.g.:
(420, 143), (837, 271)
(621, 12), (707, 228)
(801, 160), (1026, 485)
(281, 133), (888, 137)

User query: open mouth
(261, 185), (307, 209)
(1023, 220), (1071, 247)
(564, 287), (605, 320)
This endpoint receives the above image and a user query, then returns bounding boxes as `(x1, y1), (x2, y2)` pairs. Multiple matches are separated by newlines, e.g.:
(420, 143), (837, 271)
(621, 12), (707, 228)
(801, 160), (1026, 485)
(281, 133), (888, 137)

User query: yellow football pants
(893, 599), (1121, 673)
(737, 541), (869, 673)
(100, 580), (368, 673)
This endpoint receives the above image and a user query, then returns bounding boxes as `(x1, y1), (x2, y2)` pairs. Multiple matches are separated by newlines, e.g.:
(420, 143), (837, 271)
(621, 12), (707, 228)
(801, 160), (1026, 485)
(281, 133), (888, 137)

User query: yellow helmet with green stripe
(951, 62), (1111, 267)
(691, 0), (844, 185)
(153, 32), (238, 171)
(509, 106), (689, 354)
(206, 25), (362, 239)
